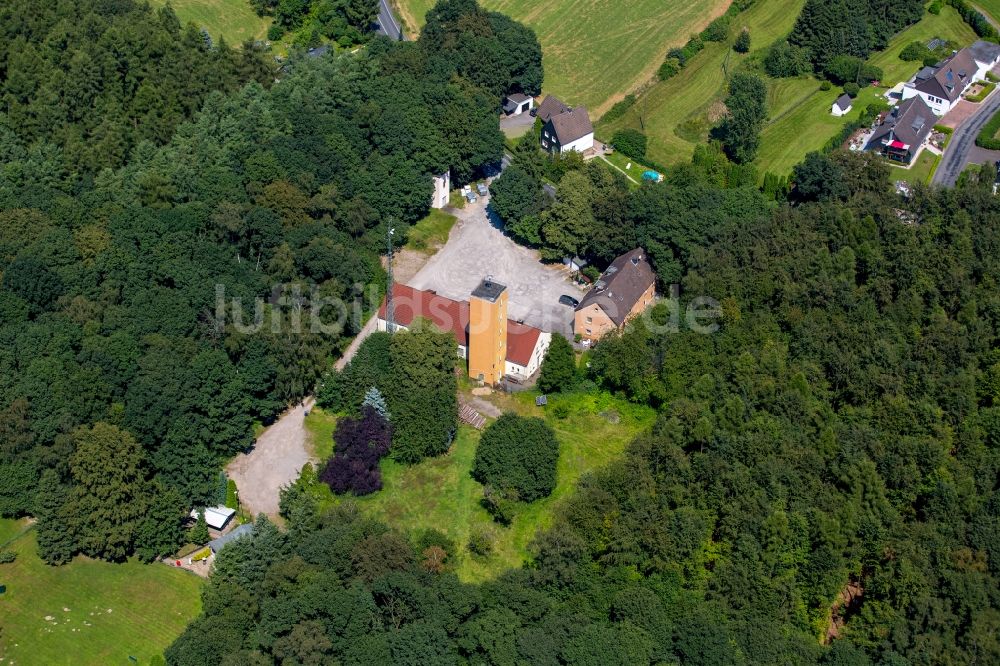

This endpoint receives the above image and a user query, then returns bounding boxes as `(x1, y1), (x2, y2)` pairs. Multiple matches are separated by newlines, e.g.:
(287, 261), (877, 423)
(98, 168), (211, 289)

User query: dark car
(559, 295), (579, 307)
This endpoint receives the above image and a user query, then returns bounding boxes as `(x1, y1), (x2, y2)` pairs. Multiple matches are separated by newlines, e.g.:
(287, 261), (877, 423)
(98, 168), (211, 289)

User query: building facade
(376, 282), (551, 382)
(574, 248), (656, 343)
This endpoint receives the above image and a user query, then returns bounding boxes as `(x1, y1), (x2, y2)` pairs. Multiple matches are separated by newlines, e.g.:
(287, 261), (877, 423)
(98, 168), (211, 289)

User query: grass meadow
(0, 520), (202, 665)
(150, 0), (271, 44)
(603, 0), (976, 176)
(404, 208), (458, 254)
(598, 0), (807, 168)
(395, 0), (732, 116)
(306, 391), (655, 582)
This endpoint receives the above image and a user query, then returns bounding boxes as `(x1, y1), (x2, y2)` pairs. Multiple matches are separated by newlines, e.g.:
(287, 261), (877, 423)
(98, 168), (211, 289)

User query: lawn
(598, 0), (807, 167)
(756, 80), (884, 175)
(0, 520), (203, 665)
(978, 0), (1000, 24)
(404, 208), (458, 254)
(867, 5), (977, 85)
(890, 149), (941, 184)
(312, 391), (654, 582)
(149, 0), (271, 44)
(756, 6), (976, 175)
(305, 406), (339, 462)
(395, 0), (733, 116)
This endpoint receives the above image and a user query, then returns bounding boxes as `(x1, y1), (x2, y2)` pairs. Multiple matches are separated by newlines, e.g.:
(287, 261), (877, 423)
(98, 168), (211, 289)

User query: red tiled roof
(378, 284), (469, 346)
(378, 284), (543, 366)
(506, 320), (541, 367)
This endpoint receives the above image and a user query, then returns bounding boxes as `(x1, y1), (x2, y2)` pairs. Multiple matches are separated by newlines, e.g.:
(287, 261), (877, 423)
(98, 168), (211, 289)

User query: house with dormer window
(901, 41), (1000, 115)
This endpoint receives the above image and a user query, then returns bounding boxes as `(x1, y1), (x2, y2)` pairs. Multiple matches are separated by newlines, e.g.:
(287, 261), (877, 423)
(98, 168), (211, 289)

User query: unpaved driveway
(226, 398), (315, 518)
(408, 197), (583, 337)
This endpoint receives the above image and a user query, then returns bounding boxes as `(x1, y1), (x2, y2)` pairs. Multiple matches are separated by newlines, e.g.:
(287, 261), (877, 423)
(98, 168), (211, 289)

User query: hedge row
(659, 0), (756, 83)
(946, 0), (999, 40)
(976, 108), (1000, 149)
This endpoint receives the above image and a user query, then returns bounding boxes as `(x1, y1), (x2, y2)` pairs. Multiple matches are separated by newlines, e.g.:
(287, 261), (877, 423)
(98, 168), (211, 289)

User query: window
(585, 316), (592, 323)
(585, 328), (592, 334)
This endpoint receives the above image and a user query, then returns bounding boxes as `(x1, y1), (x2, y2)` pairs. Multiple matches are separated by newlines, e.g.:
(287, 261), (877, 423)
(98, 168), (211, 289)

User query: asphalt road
(933, 91), (1000, 186)
(376, 0), (404, 41)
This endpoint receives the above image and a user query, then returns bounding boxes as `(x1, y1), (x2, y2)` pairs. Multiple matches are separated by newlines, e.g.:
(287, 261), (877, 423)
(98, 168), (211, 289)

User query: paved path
(933, 89), (1000, 186)
(226, 398), (315, 519)
(376, 0), (404, 40)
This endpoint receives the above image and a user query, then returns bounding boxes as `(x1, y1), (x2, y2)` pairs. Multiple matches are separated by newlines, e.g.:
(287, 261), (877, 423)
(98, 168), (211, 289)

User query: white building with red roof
(377, 282), (551, 381)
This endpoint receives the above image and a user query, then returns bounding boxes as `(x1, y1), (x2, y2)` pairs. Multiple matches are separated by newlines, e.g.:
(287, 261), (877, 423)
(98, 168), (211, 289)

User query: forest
(0, 0), (537, 563)
(2, 0), (999, 663)
(168, 148), (1000, 664)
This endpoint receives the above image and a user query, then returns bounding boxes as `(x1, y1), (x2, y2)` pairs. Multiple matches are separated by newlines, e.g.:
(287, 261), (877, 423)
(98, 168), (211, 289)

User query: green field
(150, 0), (271, 44)
(755, 79), (884, 175)
(396, 0), (732, 116)
(977, 0), (1000, 24)
(601, 2), (976, 175)
(308, 391), (654, 581)
(0, 520), (202, 665)
(598, 0), (806, 167)
(867, 5), (977, 85)
(756, 6), (976, 174)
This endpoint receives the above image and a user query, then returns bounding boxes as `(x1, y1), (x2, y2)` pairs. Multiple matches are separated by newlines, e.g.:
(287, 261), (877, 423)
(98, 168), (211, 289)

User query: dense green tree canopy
(472, 413), (558, 502)
(0, 0), (538, 563)
(173, 145), (1000, 665)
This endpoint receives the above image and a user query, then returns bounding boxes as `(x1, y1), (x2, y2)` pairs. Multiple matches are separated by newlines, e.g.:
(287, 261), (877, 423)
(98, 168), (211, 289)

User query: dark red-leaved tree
(320, 406), (391, 495)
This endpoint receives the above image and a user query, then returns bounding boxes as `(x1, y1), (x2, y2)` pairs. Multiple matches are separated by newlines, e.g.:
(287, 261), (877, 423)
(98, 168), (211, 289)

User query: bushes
(716, 73), (768, 163)
(658, 58), (681, 81)
(701, 16), (731, 42)
(820, 81), (832, 91)
(967, 82), (996, 102)
(975, 108), (1000, 149)
(611, 129), (648, 160)
(538, 333), (577, 394)
(602, 95), (637, 122)
(734, 29), (751, 54)
(900, 41), (930, 61)
(320, 407), (392, 496)
(843, 82), (860, 97)
(472, 414), (558, 503)
(934, 124), (954, 135)
(824, 56), (883, 85)
(764, 41), (812, 77)
(929, 0), (942, 13)
(947, 0), (999, 39)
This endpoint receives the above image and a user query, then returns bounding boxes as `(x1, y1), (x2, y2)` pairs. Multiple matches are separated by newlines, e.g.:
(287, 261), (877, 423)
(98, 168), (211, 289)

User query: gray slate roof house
(868, 96), (935, 163)
(208, 523), (254, 554)
(914, 48), (979, 104)
(575, 248), (656, 327)
(834, 94), (852, 112)
(969, 40), (1000, 67)
(535, 95), (570, 122)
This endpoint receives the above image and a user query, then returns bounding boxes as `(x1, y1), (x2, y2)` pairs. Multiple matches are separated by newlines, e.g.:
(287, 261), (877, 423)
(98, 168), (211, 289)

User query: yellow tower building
(468, 278), (508, 385)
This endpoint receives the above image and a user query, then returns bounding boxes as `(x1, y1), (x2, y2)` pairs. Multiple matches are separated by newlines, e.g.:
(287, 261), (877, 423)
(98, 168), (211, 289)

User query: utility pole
(386, 220), (396, 333)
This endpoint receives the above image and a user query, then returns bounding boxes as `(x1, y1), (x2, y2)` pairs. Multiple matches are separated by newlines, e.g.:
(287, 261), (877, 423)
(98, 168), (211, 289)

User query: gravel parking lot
(408, 196), (584, 338)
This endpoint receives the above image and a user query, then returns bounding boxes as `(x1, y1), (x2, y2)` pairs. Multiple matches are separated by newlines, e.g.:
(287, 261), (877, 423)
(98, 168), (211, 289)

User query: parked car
(466, 192), (477, 203)
(476, 183), (488, 196)
(558, 294), (579, 307)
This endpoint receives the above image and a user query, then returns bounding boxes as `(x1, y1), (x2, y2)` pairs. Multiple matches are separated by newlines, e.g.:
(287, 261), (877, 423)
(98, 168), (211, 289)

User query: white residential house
(831, 93), (853, 117)
(536, 95), (595, 154)
(430, 170), (450, 209)
(901, 41), (1000, 116)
